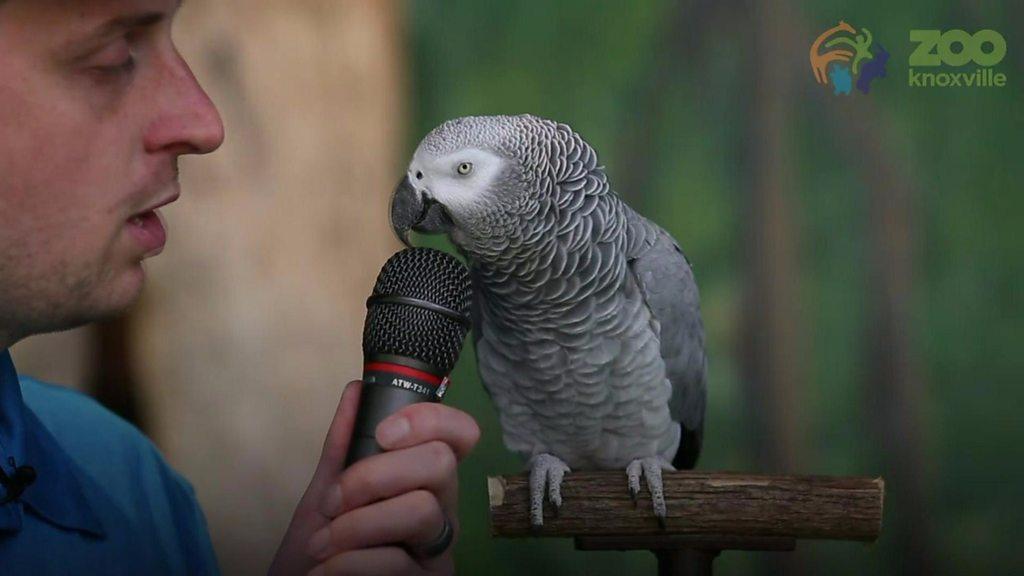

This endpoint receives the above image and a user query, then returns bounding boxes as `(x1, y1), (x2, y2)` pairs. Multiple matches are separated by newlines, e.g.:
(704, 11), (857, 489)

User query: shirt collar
(0, 349), (105, 537)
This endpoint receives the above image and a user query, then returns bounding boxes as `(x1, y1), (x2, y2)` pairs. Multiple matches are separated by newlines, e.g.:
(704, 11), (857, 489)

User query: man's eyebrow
(62, 5), (180, 56)
(92, 11), (167, 38)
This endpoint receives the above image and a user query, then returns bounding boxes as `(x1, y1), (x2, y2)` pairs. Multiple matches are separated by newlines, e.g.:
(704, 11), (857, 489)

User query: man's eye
(99, 56), (137, 76)
(89, 41), (137, 79)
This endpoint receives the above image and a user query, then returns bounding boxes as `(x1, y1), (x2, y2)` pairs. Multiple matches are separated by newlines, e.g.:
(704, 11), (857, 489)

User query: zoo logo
(810, 20), (889, 95)
(909, 29), (1007, 88)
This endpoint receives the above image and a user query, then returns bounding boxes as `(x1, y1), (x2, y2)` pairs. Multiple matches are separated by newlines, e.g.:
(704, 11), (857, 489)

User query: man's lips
(127, 209), (167, 257)
(130, 190), (180, 219)
(126, 191), (178, 257)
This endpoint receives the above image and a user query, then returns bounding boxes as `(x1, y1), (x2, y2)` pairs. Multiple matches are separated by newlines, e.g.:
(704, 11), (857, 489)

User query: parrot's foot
(626, 457), (675, 529)
(527, 453), (571, 529)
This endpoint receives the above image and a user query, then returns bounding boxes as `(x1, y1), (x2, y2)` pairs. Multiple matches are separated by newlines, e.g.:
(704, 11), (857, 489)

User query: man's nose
(144, 50), (225, 156)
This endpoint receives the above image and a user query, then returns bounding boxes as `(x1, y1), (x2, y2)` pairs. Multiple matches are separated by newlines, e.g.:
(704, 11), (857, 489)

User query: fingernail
(376, 416), (410, 447)
(307, 527), (330, 559)
(322, 484), (343, 517)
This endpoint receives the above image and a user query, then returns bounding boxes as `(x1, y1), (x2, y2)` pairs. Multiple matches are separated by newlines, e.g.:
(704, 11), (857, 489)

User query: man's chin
(70, 264), (147, 327)
(4, 264), (148, 344)
(109, 262), (148, 310)
(29, 297), (135, 339)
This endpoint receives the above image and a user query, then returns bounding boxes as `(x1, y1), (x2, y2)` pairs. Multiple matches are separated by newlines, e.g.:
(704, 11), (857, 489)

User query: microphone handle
(345, 355), (450, 467)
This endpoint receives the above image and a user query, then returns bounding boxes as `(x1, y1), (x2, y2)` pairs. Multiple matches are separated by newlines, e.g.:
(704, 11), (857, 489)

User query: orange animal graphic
(810, 21), (857, 84)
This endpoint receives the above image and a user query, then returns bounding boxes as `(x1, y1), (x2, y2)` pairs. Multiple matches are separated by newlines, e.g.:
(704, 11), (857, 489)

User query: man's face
(0, 0), (224, 344)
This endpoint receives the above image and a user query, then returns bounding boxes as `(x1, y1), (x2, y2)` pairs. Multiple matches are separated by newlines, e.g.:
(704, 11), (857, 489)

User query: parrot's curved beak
(389, 175), (454, 248)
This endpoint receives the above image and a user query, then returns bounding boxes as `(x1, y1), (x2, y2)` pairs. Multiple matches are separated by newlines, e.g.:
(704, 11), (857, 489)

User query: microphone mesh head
(363, 247), (472, 373)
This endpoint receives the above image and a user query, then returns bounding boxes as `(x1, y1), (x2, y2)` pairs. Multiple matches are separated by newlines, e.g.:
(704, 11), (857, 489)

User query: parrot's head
(390, 114), (595, 258)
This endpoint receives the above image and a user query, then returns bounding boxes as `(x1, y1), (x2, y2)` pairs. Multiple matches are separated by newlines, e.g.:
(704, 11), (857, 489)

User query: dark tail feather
(672, 423), (703, 469)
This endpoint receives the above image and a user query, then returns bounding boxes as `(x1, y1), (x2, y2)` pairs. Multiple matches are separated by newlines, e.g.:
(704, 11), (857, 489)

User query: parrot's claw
(626, 460), (642, 508)
(527, 453), (571, 528)
(626, 457), (675, 530)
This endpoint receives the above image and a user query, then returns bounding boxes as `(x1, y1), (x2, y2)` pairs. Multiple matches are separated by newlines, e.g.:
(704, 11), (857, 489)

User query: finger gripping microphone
(345, 247), (473, 466)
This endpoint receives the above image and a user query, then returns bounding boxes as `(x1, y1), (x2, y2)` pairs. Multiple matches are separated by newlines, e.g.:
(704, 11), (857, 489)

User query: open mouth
(126, 209), (167, 256)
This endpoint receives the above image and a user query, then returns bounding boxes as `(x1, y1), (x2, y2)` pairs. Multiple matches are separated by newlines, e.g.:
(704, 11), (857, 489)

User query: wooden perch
(488, 470), (884, 542)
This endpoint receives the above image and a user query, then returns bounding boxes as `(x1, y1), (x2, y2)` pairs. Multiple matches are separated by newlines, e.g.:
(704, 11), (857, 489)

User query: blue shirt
(0, 350), (220, 575)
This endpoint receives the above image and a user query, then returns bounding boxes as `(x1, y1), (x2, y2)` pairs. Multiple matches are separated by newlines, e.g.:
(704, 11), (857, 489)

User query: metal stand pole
(655, 549), (720, 576)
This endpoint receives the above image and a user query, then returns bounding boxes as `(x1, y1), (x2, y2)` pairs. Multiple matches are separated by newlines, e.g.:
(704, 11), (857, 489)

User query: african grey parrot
(389, 114), (706, 528)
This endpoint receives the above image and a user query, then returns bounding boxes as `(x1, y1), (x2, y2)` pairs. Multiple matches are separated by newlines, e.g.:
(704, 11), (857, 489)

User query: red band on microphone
(363, 362), (444, 386)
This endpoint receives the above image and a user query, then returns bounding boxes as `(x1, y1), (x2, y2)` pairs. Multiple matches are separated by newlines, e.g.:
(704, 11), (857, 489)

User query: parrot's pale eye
(457, 162), (473, 176)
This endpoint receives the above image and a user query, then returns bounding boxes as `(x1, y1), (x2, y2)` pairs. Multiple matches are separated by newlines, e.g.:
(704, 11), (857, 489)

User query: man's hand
(269, 381), (481, 576)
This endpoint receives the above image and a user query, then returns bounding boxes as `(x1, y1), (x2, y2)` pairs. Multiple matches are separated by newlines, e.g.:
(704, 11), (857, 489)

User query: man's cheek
(34, 209), (116, 289)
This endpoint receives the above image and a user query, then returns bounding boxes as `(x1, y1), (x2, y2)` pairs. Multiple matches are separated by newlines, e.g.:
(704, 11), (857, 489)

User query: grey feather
(624, 211), (707, 468)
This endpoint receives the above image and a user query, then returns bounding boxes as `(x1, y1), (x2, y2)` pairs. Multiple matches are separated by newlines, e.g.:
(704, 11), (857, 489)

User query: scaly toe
(527, 453), (571, 529)
(625, 460), (643, 509)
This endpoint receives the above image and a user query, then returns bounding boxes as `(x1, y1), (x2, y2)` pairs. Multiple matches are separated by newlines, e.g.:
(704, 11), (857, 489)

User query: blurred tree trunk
(89, 317), (145, 429)
(131, 2), (408, 575)
(613, 0), (719, 206)
(789, 7), (936, 570)
(829, 97), (937, 576)
(738, 0), (805, 486)
(863, 141), (934, 576)
(738, 1), (808, 574)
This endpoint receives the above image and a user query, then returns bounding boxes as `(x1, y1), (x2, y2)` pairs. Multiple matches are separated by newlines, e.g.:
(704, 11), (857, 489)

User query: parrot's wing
(625, 212), (707, 469)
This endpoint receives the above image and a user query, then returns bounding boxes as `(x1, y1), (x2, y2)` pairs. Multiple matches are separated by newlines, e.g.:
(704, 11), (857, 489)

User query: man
(0, 1), (480, 575)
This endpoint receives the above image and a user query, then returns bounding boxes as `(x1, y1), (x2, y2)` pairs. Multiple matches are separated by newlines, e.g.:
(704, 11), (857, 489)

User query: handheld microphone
(345, 247), (473, 466)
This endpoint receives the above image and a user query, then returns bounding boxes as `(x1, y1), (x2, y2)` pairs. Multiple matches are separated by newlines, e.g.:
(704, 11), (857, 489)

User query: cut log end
(487, 476), (507, 508)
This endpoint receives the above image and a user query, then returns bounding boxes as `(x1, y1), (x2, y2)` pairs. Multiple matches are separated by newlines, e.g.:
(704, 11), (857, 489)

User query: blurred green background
(404, 1), (1024, 574)
(15, 1), (1018, 574)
